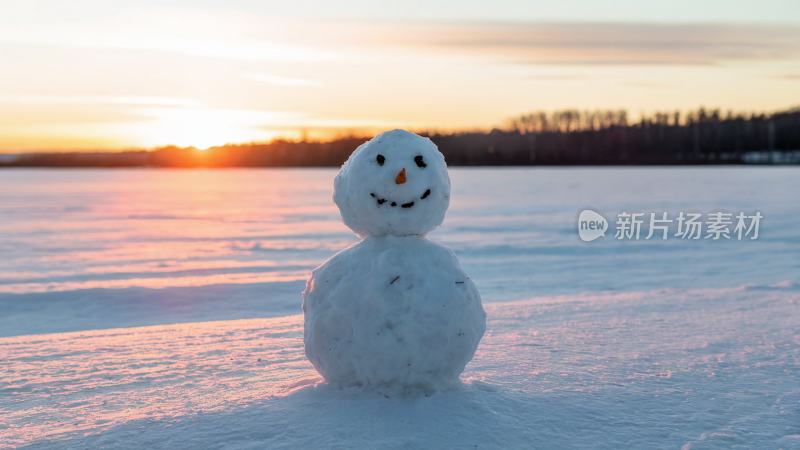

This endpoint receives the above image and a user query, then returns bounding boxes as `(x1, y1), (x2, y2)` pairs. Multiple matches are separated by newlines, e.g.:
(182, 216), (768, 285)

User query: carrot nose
(395, 168), (407, 184)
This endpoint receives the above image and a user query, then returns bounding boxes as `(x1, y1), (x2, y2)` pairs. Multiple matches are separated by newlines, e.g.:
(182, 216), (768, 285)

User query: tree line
(3, 106), (799, 167)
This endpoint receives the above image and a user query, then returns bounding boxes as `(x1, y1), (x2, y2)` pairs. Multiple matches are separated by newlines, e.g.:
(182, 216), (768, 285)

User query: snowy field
(1, 168), (798, 449)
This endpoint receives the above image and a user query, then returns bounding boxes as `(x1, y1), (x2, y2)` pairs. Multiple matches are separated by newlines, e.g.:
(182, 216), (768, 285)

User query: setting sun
(136, 107), (285, 150)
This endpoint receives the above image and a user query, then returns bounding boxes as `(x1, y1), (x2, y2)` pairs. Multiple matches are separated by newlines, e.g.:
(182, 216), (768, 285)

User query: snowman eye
(414, 155), (427, 168)
(376, 154), (385, 166)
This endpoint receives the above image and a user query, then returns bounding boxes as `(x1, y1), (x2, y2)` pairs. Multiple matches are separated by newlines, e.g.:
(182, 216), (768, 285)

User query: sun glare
(138, 107), (285, 149)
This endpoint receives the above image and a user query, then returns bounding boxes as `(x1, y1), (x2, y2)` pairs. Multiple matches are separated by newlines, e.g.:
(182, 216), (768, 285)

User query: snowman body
(303, 130), (485, 391)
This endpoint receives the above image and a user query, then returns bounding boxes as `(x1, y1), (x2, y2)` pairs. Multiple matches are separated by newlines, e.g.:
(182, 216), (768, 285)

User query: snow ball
(303, 236), (486, 393)
(334, 129), (450, 237)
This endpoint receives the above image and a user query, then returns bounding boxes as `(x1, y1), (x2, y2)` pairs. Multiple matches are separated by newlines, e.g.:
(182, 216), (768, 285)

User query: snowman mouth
(370, 189), (431, 208)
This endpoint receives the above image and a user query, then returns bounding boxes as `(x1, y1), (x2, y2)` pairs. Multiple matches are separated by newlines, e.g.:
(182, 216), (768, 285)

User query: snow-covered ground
(3, 285), (799, 449)
(1, 168), (798, 448)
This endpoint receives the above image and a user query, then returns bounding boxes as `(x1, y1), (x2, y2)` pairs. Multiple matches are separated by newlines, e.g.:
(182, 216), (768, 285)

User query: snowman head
(334, 130), (450, 237)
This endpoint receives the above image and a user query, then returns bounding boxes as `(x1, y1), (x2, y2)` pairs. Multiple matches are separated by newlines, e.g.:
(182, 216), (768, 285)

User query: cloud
(4, 9), (798, 68)
(0, 7), (345, 63)
(525, 74), (584, 80)
(5, 6), (800, 69)
(623, 81), (673, 89)
(364, 21), (800, 66)
(0, 95), (199, 107)
(243, 73), (322, 87)
(773, 73), (800, 80)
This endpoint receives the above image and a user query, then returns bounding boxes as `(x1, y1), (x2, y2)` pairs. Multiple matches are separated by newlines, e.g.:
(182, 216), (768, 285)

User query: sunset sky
(2, 0), (799, 151)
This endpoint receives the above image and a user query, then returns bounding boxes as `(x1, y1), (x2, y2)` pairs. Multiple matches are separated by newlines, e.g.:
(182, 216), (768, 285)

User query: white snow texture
(304, 130), (485, 391)
(333, 129), (451, 237)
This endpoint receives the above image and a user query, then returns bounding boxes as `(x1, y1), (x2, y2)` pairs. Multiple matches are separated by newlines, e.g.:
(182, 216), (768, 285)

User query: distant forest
(3, 107), (800, 167)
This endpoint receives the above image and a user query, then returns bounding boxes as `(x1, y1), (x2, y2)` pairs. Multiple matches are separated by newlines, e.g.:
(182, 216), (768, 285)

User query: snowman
(303, 129), (485, 392)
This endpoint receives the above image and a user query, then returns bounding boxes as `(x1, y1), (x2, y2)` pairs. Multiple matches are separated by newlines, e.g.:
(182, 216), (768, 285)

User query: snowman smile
(370, 188), (431, 208)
